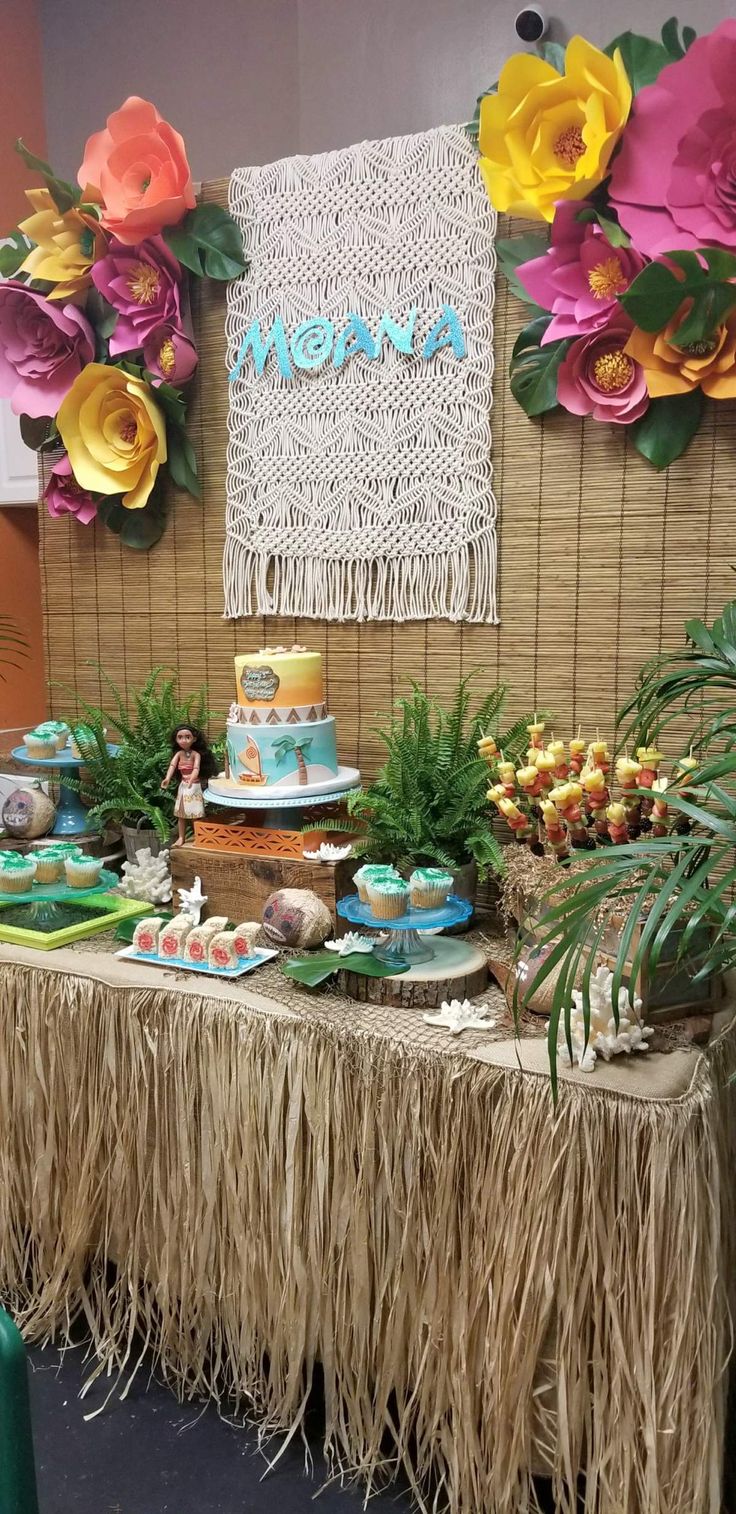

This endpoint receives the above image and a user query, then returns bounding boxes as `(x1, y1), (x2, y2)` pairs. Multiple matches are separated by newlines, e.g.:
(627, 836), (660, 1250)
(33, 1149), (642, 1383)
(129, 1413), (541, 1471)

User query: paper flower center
(158, 338), (176, 377)
(592, 350), (633, 391)
(554, 125), (586, 168)
(119, 416), (138, 443)
(127, 262), (160, 304)
(587, 255), (626, 300)
(676, 337), (718, 357)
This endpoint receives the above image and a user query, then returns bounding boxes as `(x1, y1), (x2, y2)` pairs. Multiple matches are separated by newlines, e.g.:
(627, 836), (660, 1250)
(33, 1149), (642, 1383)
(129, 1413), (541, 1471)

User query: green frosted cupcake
(32, 844), (82, 884)
(409, 867), (453, 910)
(0, 852), (38, 893)
(64, 856), (103, 890)
(353, 863), (399, 904)
(24, 728), (57, 759)
(366, 875), (409, 920)
(35, 721), (70, 752)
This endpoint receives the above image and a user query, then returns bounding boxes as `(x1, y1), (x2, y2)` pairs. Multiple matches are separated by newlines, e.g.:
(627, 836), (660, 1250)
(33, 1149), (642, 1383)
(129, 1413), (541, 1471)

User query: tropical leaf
(163, 204), (247, 281)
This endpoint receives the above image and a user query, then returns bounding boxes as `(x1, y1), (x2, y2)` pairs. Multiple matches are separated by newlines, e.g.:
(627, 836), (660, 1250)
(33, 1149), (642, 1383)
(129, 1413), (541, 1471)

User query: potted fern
(61, 666), (222, 857)
(323, 675), (538, 913)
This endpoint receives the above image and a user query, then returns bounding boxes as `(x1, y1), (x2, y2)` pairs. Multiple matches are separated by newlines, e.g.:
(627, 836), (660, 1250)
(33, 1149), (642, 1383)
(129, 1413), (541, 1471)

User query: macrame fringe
(0, 961), (733, 1514)
(223, 531), (498, 623)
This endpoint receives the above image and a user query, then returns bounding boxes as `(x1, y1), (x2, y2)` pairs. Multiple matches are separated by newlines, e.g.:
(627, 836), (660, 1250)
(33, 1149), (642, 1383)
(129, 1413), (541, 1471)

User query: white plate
(207, 765), (361, 803)
(116, 944), (278, 978)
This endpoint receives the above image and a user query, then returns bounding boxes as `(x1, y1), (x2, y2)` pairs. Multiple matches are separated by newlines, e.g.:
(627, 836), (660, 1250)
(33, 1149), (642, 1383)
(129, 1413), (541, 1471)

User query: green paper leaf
(163, 204), (247, 281)
(281, 949), (409, 986)
(96, 497), (128, 535)
(509, 316), (568, 418)
(15, 138), (80, 214)
(661, 17), (697, 59)
(682, 25), (696, 50)
(0, 229), (32, 278)
(621, 251), (736, 343)
(604, 31), (671, 91)
(594, 212), (630, 248)
(536, 40), (565, 73)
(19, 414), (59, 453)
(119, 502), (168, 550)
(619, 261), (684, 330)
(85, 287), (119, 341)
(630, 391), (703, 470)
(496, 233), (550, 309)
(166, 424), (201, 499)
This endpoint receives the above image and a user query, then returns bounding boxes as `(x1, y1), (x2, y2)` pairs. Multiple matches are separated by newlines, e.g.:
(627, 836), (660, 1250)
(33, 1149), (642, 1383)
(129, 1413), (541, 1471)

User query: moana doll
(162, 725), (216, 846)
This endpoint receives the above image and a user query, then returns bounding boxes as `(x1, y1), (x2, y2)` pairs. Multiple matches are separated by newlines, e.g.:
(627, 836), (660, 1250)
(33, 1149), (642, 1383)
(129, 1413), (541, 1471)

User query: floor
(27, 1341), (411, 1514)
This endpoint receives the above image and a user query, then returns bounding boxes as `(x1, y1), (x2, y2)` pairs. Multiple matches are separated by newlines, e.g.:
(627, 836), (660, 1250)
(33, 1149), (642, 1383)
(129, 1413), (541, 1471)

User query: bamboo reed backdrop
(39, 186), (736, 773)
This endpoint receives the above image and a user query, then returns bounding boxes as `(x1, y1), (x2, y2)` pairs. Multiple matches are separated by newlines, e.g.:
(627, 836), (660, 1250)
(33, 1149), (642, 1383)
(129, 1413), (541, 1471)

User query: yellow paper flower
(625, 306), (736, 399)
(479, 38), (632, 222)
(57, 363), (167, 510)
(19, 188), (107, 301)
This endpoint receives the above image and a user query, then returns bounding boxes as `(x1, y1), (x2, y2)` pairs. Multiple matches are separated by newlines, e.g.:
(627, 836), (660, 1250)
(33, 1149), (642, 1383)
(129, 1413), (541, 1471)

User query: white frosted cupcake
(366, 875), (409, 920)
(24, 729), (57, 759)
(409, 868), (454, 909)
(354, 863), (398, 904)
(0, 852), (37, 893)
(64, 856), (103, 890)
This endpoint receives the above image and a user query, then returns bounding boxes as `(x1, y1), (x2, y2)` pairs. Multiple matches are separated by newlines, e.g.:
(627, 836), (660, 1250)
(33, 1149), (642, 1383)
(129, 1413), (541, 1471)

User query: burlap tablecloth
(1, 937), (734, 1513)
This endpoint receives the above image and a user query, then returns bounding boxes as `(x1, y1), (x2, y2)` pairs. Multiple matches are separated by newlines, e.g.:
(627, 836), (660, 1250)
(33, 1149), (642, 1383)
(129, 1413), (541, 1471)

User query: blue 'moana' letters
(228, 303), (466, 381)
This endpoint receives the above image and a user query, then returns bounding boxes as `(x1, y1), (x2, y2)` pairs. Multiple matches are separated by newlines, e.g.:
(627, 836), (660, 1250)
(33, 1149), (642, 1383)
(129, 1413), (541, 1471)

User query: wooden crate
(170, 844), (357, 927)
(192, 819), (354, 859)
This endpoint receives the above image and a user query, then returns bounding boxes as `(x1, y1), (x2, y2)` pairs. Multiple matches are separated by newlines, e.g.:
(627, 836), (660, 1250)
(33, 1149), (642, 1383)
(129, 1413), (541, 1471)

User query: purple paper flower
(43, 453), (98, 525)
(91, 235), (183, 356)
(557, 319), (649, 425)
(609, 19), (736, 256)
(143, 321), (198, 384)
(517, 202), (645, 345)
(0, 282), (94, 419)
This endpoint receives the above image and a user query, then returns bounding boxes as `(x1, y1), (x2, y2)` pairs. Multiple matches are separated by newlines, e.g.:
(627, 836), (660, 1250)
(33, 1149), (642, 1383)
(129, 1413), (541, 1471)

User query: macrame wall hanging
(225, 125), (498, 623)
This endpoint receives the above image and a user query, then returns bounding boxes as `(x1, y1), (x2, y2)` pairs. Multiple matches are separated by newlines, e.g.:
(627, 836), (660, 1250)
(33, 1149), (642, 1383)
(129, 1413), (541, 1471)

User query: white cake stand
(204, 770), (360, 829)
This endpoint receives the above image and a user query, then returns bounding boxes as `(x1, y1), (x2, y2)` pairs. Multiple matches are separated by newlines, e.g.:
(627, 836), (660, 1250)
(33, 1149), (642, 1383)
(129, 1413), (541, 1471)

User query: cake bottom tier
(222, 715), (339, 792)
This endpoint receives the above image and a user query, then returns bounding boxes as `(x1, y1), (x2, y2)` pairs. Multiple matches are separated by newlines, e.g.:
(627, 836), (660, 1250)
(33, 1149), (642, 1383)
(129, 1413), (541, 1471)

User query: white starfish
(423, 999), (497, 1035)
(324, 933), (375, 957)
(177, 876), (208, 926)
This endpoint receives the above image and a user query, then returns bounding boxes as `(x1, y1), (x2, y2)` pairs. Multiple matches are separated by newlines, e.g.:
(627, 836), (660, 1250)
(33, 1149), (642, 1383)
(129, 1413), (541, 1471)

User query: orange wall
(0, 0), (46, 733)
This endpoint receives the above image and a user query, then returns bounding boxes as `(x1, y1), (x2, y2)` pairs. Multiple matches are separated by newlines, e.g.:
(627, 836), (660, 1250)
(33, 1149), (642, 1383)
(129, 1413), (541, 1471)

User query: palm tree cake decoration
(273, 734), (313, 786)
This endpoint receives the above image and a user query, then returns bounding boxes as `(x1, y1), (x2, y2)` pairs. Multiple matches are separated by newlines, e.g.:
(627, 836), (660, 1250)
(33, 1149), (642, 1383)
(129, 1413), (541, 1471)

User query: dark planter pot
(122, 820), (172, 863)
(446, 859), (478, 933)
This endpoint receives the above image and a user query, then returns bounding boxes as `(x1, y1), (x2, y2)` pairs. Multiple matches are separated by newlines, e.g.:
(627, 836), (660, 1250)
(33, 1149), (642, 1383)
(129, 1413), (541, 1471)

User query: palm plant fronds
(0, 615), (29, 682)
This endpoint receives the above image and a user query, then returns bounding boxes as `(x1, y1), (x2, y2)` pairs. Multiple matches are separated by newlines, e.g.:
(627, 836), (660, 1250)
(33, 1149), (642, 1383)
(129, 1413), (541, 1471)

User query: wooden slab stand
(171, 844), (357, 926)
(339, 938), (489, 1008)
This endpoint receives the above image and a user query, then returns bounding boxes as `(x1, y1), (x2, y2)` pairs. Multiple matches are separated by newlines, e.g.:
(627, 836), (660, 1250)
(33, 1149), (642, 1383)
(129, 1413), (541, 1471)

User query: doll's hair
(171, 724), (217, 784)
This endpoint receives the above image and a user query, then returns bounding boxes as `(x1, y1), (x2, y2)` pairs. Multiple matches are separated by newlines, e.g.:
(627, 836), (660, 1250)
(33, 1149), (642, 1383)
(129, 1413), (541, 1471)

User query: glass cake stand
(337, 893), (473, 965)
(12, 744), (120, 836)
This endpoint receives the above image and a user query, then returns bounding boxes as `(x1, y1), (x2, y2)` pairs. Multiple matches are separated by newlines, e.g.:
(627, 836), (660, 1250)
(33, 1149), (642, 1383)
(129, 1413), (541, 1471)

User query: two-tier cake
(208, 644), (359, 799)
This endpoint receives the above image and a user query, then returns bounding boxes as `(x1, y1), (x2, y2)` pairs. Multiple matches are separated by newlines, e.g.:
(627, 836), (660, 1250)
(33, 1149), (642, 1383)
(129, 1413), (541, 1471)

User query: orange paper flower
(78, 97), (196, 246)
(625, 305), (736, 399)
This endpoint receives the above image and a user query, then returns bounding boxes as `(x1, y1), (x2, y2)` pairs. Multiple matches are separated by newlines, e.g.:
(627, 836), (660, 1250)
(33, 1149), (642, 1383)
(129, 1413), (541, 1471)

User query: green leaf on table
(281, 950), (409, 987)
(509, 316), (568, 417)
(630, 391), (703, 469)
(604, 31), (672, 91)
(0, 229), (32, 278)
(497, 234), (549, 309)
(15, 139), (80, 214)
(620, 252), (736, 342)
(163, 204), (247, 281)
(166, 423), (201, 499)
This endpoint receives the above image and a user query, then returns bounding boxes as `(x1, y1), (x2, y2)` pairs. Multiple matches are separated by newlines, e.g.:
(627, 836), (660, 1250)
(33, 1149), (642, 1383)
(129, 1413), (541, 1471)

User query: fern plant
(524, 600), (736, 1095)
(321, 675), (540, 879)
(59, 665), (223, 841)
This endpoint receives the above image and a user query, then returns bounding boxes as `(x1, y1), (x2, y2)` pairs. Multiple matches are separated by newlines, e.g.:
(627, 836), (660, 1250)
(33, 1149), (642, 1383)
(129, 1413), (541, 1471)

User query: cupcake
(366, 875), (409, 920)
(0, 852), (37, 893)
(409, 867), (454, 910)
(24, 728), (57, 759)
(354, 863), (398, 904)
(64, 855), (103, 890)
(33, 845), (82, 883)
(36, 721), (70, 752)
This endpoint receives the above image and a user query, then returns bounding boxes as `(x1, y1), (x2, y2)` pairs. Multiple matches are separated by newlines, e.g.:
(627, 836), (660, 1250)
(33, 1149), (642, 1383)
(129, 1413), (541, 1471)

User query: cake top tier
(234, 645), (325, 717)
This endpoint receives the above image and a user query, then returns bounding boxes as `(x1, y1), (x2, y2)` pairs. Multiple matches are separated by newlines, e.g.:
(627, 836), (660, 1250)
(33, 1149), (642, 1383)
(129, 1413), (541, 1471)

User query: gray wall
(41, 0), (734, 180)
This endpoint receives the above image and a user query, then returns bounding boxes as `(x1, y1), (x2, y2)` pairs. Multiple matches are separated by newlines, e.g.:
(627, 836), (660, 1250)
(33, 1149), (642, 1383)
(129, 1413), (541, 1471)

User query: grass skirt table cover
(0, 942), (734, 1514)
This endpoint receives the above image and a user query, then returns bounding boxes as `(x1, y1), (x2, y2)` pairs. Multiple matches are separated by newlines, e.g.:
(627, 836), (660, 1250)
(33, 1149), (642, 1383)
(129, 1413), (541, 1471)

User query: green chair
(0, 1307), (39, 1514)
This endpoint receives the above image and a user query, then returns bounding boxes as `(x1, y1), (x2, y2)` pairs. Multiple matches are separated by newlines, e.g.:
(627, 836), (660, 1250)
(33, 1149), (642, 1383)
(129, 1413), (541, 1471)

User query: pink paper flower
(609, 20), (736, 255)
(557, 319), (649, 424)
(0, 282), (94, 419)
(43, 453), (98, 525)
(143, 321), (198, 384)
(517, 202), (645, 344)
(91, 236), (183, 355)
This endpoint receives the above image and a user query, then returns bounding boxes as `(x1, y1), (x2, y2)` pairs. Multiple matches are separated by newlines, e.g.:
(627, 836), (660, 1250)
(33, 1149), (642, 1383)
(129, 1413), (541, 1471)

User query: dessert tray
(116, 945), (278, 979)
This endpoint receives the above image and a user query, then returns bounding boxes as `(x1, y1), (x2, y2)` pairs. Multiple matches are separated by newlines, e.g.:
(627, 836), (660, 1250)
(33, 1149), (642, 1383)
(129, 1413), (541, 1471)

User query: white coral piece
(177, 875), (208, 926)
(302, 842), (354, 863)
(423, 999), (497, 1035)
(324, 932), (375, 957)
(557, 963), (653, 1072)
(117, 847), (172, 905)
